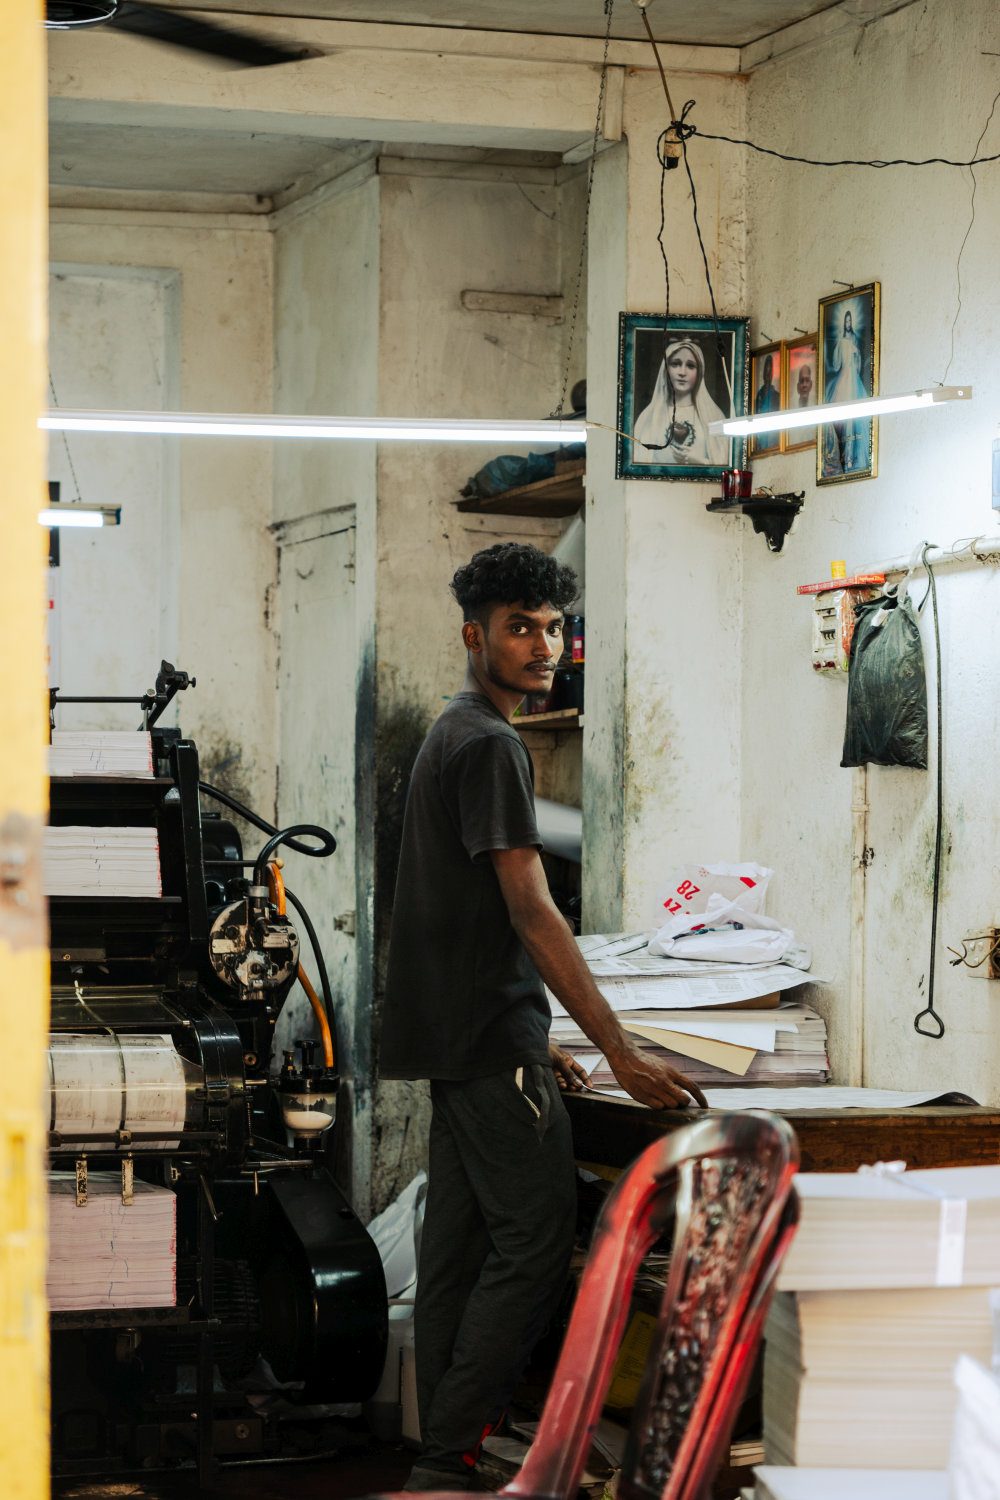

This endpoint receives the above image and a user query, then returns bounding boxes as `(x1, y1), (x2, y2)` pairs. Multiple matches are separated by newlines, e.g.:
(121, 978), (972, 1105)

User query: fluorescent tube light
(39, 410), (588, 444)
(39, 505), (121, 528)
(709, 385), (972, 439)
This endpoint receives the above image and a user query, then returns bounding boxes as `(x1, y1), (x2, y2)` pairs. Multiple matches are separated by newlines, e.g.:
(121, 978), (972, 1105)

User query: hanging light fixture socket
(661, 123), (683, 169)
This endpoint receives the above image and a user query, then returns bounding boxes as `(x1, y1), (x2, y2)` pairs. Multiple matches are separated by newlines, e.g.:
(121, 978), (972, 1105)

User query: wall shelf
(514, 708), (582, 731)
(706, 492), (805, 553)
(455, 462), (584, 518)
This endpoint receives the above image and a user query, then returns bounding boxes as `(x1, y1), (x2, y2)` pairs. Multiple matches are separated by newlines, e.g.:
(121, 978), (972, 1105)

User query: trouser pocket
(514, 1064), (551, 1139)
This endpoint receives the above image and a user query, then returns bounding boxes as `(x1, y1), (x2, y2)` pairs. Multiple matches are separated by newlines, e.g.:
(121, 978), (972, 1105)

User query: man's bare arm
(490, 847), (707, 1109)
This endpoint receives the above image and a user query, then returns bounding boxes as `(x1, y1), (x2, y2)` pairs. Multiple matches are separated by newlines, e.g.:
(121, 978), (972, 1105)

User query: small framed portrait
(816, 282), (880, 485)
(616, 312), (749, 482)
(781, 334), (818, 453)
(749, 340), (783, 457)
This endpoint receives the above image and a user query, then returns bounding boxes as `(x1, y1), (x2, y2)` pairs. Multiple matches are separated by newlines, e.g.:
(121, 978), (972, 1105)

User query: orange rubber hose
(266, 861), (334, 1068)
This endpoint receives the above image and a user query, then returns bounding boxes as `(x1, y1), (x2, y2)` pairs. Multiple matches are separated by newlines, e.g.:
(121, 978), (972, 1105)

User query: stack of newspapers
(763, 1165), (1000, 1470)
(44, 825), (162, 898)
(553, 933), (828, 1092)
(47, 1173), (177, 1310)
(49, 730), (155, 779)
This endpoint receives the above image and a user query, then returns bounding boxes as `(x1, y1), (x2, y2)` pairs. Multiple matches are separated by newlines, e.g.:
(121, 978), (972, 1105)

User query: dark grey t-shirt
(380, 692), (552, 1081)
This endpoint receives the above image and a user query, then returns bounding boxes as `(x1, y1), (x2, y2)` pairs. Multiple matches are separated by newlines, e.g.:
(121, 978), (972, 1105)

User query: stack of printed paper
(47, 1172), (176, 1310)
(764, 1285), (995, 1468)
(763, 1165), (1000, 1470)
(554, 934), (827, 1090)
(49, 731), (155, 778)
(556, 1003), (829, 1089)
(777, 1166), (1000, 1291)
(44, 826), (162, 897)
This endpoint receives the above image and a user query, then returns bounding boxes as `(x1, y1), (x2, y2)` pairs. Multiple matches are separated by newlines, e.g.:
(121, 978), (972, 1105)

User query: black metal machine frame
(47, 686), (387, 1484)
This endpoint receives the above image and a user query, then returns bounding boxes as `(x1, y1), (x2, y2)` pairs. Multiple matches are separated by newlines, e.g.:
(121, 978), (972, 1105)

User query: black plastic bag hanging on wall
(841, 579), (929, 769)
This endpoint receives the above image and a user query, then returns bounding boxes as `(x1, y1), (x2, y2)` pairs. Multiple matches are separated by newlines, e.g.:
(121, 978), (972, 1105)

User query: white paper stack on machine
(48, 1173), (176, 1310)
(763, 1165), (1000, 1472)
(49, 730), (155, 779)
(44, 825), (162, 897)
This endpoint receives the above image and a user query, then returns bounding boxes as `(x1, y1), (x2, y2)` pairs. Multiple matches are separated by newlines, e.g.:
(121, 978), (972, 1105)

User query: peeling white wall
(368, 157), (584, 1211)
(48, 216), (276, 814)
(375, 162), (578, 711)
(48, 265), (180, 713)
(584, 69), (748, 931)
(743, 0), (1000, 1097)
(272, 173), (380, 1210)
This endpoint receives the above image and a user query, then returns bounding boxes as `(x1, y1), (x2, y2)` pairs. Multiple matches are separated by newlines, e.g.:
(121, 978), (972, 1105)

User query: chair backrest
(504, 1111), (799, 1500)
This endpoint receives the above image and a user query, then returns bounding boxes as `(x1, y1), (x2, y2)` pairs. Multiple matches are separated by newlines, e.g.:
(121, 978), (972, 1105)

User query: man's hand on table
(487, 847), (707, 1110)
(608, 1040), (708, 1110)
(548, 1043), (591, 1091)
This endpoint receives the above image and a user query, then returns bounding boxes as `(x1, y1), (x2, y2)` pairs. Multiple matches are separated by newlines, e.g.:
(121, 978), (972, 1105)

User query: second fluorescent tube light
(39, 410), (588, 444)
(709, 385), (972, 439)
(39, 504), (121, 528)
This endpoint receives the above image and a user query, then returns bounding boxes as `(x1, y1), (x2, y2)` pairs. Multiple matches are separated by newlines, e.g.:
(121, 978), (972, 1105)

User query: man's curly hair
(450, 542), (579, 623)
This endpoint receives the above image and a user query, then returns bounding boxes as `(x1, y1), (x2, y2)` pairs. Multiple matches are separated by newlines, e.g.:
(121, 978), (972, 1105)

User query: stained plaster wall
(742, 0), (1000, 1096)
(47, 216), (276, 813)
(369, 157), (587, 1211)
(269, 156), (586, 1214)
(271, 172), (380, 1208)
(583, 68), (748, 932)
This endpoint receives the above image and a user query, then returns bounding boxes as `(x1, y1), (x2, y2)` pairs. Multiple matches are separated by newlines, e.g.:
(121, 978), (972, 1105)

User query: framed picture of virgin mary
(616, 313), (749, 481)
(816, 283), (880, 485)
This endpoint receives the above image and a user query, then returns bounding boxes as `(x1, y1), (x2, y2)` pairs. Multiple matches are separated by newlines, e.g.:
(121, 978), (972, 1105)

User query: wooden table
(564, 1092), (1000, 1175)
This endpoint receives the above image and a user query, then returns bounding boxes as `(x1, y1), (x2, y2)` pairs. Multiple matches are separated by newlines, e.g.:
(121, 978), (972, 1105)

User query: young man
(380, 542), (706, 1491)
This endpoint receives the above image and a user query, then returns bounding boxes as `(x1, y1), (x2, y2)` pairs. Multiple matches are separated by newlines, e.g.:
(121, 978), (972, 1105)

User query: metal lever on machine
(49, 657), (195, 730)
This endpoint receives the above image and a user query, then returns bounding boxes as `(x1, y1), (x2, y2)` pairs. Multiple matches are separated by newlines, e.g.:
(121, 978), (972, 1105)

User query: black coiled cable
(199, 780), (339, 1055)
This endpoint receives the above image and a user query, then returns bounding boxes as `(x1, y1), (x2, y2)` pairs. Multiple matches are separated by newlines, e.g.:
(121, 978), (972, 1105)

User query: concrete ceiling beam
(48, 14), (740, 155)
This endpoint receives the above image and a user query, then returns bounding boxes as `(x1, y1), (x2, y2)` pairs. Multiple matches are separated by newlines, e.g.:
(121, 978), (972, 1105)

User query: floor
(53, 1439), (414, 1500)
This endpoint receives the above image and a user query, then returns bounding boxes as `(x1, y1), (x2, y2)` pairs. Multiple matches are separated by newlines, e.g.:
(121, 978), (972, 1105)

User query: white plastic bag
(648, 892), (811, 969)
(366, 1170), (427, 1298)
(650, 862), (772, 928)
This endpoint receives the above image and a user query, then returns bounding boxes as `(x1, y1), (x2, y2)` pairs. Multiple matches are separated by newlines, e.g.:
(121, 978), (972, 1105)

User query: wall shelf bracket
(705, 492), (805, 553)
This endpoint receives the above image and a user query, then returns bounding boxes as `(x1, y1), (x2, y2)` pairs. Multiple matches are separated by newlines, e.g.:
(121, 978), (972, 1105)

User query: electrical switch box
(955, 928), (1000, 979)
(809, 585), (881, 675)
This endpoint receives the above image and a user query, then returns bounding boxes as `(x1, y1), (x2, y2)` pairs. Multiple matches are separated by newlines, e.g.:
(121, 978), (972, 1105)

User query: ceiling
(48, 0), (845, 198)
(49, 122), (365, 197)
(142, 0), (842, 48)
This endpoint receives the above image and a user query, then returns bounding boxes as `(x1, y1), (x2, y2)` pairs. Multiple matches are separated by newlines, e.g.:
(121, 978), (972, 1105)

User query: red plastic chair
(378, 1111), (798, 1500)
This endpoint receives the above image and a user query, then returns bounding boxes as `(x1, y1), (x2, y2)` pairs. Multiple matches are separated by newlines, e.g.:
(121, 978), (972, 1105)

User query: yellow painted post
(0, 3), (50, 1498)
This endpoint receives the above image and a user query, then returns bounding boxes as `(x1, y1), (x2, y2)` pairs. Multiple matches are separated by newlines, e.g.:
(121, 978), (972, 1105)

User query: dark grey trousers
(413, 1064), (577, 1474)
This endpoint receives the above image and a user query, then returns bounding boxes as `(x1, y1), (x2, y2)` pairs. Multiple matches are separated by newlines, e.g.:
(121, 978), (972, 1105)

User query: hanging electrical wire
(574, 4), (998, 451)
(681, 121), (1000, 171)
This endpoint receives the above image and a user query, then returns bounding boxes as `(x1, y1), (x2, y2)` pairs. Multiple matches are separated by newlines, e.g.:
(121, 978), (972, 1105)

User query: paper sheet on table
(554, 1005), (809, 1035)
(577, 932), (779, 977)
(554, 1016), (788, 1051)
(623, 1024), (756, 1076)
(549, 963), (813, 1017)
(703, 1086), (957, 1110)
(568, 1080), (959, 1110)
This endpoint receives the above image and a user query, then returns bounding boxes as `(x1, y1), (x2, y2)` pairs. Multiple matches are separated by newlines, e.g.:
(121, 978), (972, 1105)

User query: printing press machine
(47, 666), (387, 1483)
